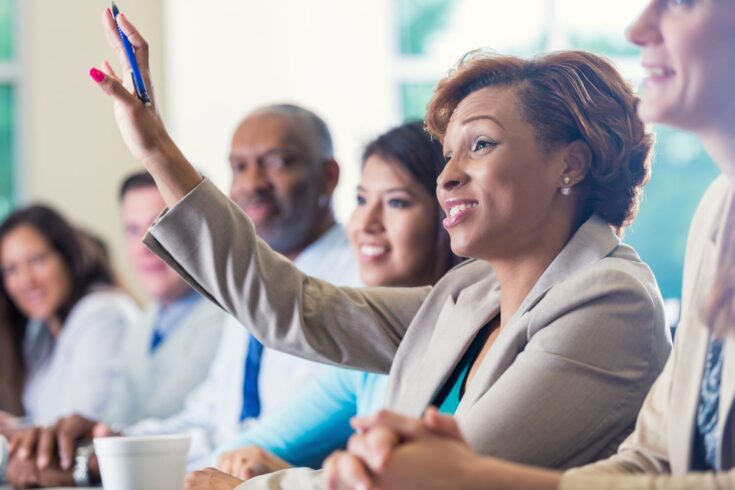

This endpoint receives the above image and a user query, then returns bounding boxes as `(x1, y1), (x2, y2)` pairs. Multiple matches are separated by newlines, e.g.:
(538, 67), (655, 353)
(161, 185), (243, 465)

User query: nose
(626, 1), (662, 47)
(437, 156), (468, 196)
(355, 199), (385, 235)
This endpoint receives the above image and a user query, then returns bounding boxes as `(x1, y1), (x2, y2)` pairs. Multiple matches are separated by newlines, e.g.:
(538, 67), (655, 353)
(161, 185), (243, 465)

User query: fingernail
(89, 67), (105, 83)
(18, 448), (27, 459)
(61, 456), (70, 469)
(37, 455), (48, 469)
(106, 7), (112, 17)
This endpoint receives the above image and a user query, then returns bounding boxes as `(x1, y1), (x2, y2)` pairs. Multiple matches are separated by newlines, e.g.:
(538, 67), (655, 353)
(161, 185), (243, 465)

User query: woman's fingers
(324, 451), (374, 490)
(351, 410), (426, 441)
(347, 428), (400, 472)
(101, 8), (130, 77)
(422, 407), (466, 442)
(89, 67), (138, 106)
(116, 12), (150, 70)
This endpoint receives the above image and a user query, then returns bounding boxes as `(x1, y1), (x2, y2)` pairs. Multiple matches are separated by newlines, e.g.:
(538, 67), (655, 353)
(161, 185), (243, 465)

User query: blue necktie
(240, 336), (264, 421)
(149, 310), (166, 353)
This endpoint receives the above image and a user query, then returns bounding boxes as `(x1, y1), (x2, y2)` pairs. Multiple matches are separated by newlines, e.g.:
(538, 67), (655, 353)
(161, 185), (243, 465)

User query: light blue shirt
(215, 368), (388, 468)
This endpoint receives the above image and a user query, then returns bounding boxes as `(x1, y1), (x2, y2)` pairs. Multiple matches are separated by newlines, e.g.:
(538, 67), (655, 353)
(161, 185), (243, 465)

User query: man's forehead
(232, 113), (309, 151)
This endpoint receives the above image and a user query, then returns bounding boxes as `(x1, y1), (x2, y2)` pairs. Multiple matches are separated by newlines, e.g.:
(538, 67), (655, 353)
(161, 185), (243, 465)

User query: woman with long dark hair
(208, 121), (461, 482)
(0, 205), (138, 427)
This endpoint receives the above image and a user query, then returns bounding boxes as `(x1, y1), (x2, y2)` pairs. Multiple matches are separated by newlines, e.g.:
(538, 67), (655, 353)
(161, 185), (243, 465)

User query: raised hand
(91, 8), (202, 207)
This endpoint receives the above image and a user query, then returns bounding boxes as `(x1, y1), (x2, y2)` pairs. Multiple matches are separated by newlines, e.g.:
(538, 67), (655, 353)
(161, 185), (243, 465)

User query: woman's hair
(0, 205), (117, 414)
(362, 121), (463, 283)
(426, 49), (653, 235)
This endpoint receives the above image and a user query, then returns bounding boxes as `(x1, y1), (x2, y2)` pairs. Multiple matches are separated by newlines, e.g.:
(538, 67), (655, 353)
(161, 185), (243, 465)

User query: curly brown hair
(426, 49), (653, 235)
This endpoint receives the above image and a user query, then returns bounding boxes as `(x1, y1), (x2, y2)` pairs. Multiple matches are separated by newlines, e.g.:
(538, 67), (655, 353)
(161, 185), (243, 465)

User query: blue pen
(111, 2), (152, 106)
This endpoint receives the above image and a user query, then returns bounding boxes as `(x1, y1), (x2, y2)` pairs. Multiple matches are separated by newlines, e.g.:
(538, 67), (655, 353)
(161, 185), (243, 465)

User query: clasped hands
(4, 414), (116, 489)
(323, 407), (476, 490)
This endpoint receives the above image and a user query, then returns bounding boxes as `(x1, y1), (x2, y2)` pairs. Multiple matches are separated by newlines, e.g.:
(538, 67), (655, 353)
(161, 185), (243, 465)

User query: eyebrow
(461, 114), (506, 130)
(229, 146), (293, 161)
(356, 185), (417, 195)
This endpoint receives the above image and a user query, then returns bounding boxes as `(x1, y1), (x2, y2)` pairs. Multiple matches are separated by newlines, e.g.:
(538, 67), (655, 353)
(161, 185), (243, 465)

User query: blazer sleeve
(459, 265), (670, 469)
(143, 179), (429, 373)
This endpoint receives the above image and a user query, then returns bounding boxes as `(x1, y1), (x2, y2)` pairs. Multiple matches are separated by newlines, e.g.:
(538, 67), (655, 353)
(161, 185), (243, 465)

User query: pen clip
(130, 71), (153, 107)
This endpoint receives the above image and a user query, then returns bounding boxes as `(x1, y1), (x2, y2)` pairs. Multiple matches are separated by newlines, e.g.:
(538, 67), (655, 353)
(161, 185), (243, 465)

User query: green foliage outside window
(0, 0), (13, 60)
(398, 0), (454, 56)
(0, 84), (13, 218)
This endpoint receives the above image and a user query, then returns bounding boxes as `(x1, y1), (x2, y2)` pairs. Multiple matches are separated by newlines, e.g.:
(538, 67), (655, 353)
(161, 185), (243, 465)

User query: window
(395, 0), (718, 325)
(0, 0), (16, 218)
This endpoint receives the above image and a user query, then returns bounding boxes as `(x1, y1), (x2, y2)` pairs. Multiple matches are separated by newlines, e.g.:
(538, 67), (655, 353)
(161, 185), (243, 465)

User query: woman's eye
(388, 198), (410, 209)
(471, 137), (497, 152)
(356, 195), (366, 206)
(666, 0), (694, 8)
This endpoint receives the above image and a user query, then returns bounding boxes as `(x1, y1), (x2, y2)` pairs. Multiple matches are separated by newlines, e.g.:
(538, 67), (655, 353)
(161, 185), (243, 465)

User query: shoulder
(433, 259), (496, 294)
(533, 246), (664, 337)
(65, 288), (140, 332)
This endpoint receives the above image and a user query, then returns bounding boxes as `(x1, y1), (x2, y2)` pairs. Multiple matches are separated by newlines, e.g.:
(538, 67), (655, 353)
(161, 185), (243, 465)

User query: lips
(443, 199), (478, 228)
(642, 63), (675, 84)
(242, 200), (277, 225)
(358, 243), (389, 262)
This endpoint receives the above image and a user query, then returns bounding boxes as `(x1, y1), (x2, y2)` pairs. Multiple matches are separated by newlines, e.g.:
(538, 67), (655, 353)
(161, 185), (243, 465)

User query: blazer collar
(514, 215), (620, 320)
(399, 273), (501, 414)
(670, 183), (733, 472)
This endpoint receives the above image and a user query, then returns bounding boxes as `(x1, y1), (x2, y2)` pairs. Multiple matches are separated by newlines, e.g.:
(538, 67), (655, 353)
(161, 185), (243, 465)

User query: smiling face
(229, 113), (332, 255)
(122, 186), (190, 302)
(1, 224), (72, 322)
(348, 155), (439, 287)
(438, 85), (571, 261)
(627, 0), (735, 130)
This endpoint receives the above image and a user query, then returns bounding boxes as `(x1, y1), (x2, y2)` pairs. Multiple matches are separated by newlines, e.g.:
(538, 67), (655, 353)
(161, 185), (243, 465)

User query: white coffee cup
(94, 435), (191, 490)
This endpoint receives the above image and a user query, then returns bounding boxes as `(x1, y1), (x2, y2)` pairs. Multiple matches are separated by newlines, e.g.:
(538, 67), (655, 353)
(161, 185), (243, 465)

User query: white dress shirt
(125, 224), (360, 468)
(104, 291), (226, 425)
(22, 289), (140, 425)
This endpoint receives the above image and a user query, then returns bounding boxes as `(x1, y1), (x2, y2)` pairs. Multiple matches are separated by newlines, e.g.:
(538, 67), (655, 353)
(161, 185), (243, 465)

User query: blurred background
(0, 0), (719, 325)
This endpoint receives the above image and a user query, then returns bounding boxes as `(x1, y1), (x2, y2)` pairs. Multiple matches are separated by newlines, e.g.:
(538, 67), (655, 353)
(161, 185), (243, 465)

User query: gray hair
(251, 103), (334, 161)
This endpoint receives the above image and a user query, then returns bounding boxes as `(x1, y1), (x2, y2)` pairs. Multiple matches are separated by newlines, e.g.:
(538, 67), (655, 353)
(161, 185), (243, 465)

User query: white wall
(162, 0), (399, 223)
(19, 0), (164, 301)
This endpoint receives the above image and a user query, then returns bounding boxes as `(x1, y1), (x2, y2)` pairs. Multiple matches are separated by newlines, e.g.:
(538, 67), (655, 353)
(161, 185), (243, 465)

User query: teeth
(360, 245), (387, 257)
(646, 66), (670, 77)
(448, 203), (477, 218)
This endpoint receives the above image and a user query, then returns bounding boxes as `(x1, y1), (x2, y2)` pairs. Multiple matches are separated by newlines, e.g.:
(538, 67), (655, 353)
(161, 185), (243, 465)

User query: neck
(159, 287), (194, 308)
(47, 317), (63, 338)
(699, 123), (735, 187)
(282, 212), (335, 261)
(487, 214), (578, 328)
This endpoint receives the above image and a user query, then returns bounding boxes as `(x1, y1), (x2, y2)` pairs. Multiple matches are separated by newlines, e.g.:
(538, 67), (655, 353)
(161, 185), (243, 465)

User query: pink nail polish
(89, 67), (105, 83)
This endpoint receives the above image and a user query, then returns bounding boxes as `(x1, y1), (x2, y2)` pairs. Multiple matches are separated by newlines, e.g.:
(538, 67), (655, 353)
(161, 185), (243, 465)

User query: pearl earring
(560, 176), (572, 196)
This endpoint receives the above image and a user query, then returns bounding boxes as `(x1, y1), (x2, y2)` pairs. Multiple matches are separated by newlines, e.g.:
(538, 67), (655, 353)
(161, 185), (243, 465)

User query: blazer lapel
(518, 215), (619, 315)
(400, 278), (501, 414)
(669, 198), (726, 473)
(457, 216), (620, 415)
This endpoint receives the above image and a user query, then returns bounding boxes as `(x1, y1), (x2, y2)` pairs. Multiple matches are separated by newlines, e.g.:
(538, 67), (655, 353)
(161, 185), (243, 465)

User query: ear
(321, 158), (340, 197)
(559, 139), (592, 187)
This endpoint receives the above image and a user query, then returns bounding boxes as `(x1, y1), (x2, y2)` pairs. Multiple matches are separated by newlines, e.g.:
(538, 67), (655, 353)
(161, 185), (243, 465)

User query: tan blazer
(144, 179), (671, 474)
(562, 176), (735, 489)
